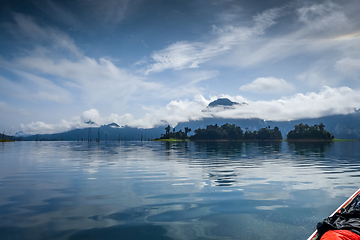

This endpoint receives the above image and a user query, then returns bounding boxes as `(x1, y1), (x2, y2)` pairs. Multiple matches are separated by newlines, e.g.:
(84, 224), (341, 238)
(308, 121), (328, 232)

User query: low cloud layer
(20, 86), (360, 134)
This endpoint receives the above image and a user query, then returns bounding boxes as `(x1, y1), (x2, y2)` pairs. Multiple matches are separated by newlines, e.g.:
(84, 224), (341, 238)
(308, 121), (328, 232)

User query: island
(0, 133), (15, 142)
(154, 123), (283, 141)
(152, 125), (191, 141)
(190, 123), (282, 141)
(286, 123), (334, 141)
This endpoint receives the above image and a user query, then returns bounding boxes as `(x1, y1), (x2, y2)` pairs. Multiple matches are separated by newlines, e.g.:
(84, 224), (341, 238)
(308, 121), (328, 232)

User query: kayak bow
(308, 188), (360, 240)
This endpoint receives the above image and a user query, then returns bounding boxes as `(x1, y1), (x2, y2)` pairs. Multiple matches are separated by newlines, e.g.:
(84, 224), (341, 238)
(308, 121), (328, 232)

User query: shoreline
(152, 138), (189, 142)
(153, 139), (283, 142)
(153, 138), (358, 142)
(286, 139), (333, 142)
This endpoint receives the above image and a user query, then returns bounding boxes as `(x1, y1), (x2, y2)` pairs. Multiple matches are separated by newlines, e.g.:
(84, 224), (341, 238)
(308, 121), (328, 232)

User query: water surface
(1, 141), (360, 239)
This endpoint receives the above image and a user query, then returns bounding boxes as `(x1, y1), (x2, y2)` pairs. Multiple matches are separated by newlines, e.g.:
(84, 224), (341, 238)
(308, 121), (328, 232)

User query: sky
(1, 0), (360, 135)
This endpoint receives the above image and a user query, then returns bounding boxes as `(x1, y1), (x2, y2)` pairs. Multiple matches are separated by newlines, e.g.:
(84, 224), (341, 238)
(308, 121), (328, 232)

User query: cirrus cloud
(335, 58), (360, 77)
(143, 6), (286, 75)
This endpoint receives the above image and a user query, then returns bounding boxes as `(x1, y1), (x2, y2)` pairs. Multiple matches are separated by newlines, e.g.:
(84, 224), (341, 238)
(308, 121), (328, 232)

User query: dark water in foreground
(1, 141), (360, 240)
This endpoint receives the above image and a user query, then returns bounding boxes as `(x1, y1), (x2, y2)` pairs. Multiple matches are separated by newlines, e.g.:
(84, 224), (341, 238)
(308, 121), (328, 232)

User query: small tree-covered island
(0, 133), (15, 142)
(286, 123), (334, 141)
(154, 123), (283, 141)
(154, 123), (335, 141)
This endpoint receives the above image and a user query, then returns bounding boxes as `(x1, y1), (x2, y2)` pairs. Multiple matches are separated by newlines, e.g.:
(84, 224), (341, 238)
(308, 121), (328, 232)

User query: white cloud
(17, 71), (73, 103)
(20, 109), (103, 135)
(0, 74), (72, 103)
(1, 14), (166, 109)
(81, 109), (102, 124)
(143, 6), (285, 75)
(14, 56), (150, 104)
(8, 13), (83, 57)
(147, 85), (360, 122)
(240, 77), (294, 93)
(183, 70), (219, 86)
(222, 1), (359, 71)
(296, 1), (348, 32)
(142, 1), (357, 75)
(216, 86), (360, 121)
(2, 11), (224, 134)
(252, 6), (284, 33)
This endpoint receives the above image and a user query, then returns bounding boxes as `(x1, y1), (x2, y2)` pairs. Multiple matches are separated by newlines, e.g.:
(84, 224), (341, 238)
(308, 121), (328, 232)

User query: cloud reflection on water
(0, 141), (360, 239)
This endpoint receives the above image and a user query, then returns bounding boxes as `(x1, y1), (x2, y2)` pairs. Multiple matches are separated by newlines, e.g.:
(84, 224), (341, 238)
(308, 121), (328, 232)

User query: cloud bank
(20, 86), (360, 134)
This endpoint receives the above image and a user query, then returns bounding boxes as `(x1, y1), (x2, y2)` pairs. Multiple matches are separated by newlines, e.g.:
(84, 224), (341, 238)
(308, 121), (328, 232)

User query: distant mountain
(176, 112), (360, 140)
(208, 98), (240, 107)
(205, 98), (247, 113)
(14, 131), (30, 137)
(108, 123), (120, 128)
(0, 133), (17, 141)
(85, 120), (95, 125)
(20, 112), (360, 141)
(21, 123), (165, 141)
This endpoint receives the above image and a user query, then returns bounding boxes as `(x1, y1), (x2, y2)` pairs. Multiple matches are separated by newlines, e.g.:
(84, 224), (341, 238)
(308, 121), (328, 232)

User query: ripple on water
(0, 141), (360, 240)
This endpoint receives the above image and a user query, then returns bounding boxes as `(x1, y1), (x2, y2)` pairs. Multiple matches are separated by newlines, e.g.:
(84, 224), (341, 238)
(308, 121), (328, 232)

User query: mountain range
(17, 112), (360, 141)
(15, 98), (360, 141)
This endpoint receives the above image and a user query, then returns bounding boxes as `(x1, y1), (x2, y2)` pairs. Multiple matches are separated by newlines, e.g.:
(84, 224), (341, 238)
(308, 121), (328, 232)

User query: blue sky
(1, 0), (360, 134)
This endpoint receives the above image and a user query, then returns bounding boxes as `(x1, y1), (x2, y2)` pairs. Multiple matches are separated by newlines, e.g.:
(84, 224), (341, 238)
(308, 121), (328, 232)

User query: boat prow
(308, 188), (360, 240)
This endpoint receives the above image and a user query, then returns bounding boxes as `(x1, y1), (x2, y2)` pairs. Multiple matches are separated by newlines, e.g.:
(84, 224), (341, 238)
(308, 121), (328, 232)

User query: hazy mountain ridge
(0, 133), (17, 141)
(19, 112), (360, 141)
(21, 124), (164, 141)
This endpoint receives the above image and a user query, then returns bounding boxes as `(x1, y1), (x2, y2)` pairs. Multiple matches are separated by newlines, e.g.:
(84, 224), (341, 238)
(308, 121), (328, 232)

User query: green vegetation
(153, 138), (189, 142)
(155, 123), (283, 141)
(153, 125), (191, 141)
(286, 123), (334, 141)
(190, 123), (282, 141)
(0, 133), (16, 142)
(153, 122), (346, 142)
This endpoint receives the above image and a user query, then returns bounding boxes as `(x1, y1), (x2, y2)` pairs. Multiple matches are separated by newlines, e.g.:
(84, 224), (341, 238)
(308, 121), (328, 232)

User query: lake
(1, 141), (360, 240)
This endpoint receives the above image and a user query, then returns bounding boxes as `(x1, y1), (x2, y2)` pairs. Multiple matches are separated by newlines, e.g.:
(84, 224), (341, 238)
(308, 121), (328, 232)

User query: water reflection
(0, 141), (360, 240)
(287, 141), (333, 157)
(161, 141), (284, 188)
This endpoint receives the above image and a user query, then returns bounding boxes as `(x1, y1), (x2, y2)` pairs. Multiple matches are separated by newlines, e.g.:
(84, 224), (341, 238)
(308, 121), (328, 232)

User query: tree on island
(159, 126), (189, 140)
(189, 123), (282, 141)
(156, 123), (283, 141)
(184, 127), (191, 137)
(256, 126), (282, 140)
(165, 125), (171, 135)
(286, 123), (334, 140)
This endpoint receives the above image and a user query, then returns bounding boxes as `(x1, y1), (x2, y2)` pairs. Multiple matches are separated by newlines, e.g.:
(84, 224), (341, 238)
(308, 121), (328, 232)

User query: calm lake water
(1, 141), (360, 240)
